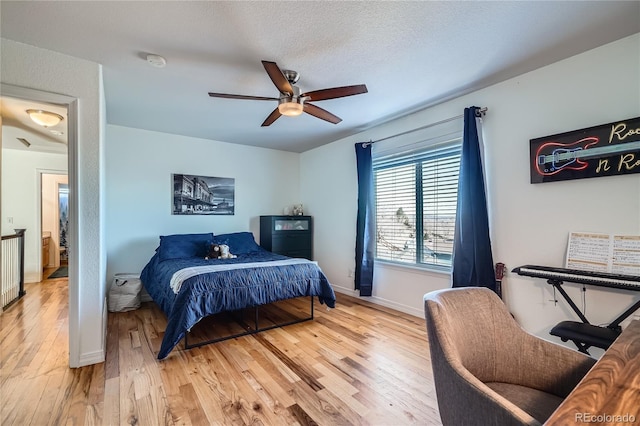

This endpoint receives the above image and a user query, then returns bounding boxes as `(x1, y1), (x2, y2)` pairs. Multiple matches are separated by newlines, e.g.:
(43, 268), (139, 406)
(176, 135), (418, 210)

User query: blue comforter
(141, 248), (336, 359)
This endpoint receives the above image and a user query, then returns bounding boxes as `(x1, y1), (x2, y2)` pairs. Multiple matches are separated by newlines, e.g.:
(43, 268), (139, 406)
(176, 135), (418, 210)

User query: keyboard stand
(513, 266), (640, 355)
(547, 278), (636, 354)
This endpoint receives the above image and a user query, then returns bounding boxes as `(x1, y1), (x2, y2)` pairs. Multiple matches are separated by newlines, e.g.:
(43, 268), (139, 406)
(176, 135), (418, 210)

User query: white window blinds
(372, 120), (462, 269)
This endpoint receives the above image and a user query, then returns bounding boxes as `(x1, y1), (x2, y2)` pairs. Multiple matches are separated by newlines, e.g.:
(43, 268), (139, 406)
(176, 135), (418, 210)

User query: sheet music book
(566, 232), (640, 276)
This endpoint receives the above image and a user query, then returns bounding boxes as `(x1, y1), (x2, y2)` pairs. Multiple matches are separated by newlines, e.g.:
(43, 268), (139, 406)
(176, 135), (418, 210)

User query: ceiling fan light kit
(278, 99), (304, 117)
(208, 60), (368, 126)
(278, 84), (304, 116)
(26, 109), (64, 127)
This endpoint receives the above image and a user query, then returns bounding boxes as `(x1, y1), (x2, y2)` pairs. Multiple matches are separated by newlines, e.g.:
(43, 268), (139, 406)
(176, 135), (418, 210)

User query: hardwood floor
(1, 278), (442, 425)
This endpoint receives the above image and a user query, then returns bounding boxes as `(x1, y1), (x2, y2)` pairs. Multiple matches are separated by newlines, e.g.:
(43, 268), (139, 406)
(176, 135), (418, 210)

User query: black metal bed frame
(184, 296), (314, 350)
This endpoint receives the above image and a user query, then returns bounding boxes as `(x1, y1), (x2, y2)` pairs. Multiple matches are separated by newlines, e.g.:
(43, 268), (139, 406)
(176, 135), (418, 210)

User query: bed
(140, 231), (336, 359)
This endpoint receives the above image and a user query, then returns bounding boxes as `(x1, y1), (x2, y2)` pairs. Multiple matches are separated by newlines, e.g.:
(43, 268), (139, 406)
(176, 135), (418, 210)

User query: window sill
(375, 259), (451, 276)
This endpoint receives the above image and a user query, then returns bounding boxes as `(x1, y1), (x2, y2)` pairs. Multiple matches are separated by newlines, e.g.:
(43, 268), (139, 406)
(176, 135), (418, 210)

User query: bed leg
(255, 305), (259, 331)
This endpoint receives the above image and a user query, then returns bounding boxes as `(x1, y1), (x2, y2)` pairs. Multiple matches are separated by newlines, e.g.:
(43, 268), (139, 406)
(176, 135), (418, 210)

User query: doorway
(41, 173), (69, 279)
(1, 83), (79, 367)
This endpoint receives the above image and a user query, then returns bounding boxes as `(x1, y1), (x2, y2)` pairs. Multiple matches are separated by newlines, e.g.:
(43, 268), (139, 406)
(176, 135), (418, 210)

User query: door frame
(1, 83), (80, 367)
(38, 171), (69, 277)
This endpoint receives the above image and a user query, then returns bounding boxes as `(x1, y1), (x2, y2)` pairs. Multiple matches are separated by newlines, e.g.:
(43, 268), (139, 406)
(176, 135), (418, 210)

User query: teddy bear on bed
(204, 243), (222, 259)
(204, 243), (237, 260)
(218, 244), (237, 259)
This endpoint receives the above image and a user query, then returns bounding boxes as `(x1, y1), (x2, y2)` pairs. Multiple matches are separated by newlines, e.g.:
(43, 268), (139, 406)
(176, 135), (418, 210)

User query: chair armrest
(505, 332), (596, 397)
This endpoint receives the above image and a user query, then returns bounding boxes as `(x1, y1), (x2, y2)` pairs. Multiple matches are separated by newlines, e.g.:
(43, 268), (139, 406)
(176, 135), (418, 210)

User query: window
(374, 141), (461, 269)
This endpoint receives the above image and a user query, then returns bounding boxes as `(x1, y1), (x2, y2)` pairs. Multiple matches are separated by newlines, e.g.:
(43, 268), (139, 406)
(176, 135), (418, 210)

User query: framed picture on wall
(172, 174), (235, 215)
(530, 116), (640, 184)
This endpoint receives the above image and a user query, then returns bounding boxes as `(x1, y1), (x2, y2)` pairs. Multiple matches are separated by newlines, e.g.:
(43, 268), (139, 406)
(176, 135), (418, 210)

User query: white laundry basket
(108, 273), (142, 312)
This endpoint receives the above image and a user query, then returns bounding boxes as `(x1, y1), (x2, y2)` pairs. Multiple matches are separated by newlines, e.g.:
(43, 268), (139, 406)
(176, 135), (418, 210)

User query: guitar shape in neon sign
(535, 137), (640, 176)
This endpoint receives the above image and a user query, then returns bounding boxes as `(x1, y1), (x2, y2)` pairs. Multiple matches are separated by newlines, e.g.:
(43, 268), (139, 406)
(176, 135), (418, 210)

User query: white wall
(0, 115), (2, 276)
(1, 38), (106, 367)
(105, 125), (300, 281)
(301, 34), (640, 352)
(1, 150), (67, 281)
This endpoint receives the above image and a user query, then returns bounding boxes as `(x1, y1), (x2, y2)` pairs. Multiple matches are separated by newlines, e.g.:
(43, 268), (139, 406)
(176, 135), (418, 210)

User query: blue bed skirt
(141, 249), (336, 359)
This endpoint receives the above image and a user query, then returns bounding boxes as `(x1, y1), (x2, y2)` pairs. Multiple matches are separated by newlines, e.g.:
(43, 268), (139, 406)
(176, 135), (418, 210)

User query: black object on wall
(530, 116), (640, 184)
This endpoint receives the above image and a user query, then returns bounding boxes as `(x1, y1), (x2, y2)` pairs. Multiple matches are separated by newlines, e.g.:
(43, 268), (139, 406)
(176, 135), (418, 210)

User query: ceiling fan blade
(262, 61), (293, 95)
(261, 108), (282, 127)
(208, 92), (278, 101)
(302, 84), (368, 102)
(303, 103), (342, 124)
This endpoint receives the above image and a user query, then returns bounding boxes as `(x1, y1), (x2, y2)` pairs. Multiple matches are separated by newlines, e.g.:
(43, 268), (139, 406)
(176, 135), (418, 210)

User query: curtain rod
(365, 107), (488, 146)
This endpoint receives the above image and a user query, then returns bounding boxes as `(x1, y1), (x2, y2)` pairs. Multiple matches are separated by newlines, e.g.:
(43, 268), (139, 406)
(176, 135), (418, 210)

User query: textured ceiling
(1, 96), (68, 154)
(1, 1), (638, 153)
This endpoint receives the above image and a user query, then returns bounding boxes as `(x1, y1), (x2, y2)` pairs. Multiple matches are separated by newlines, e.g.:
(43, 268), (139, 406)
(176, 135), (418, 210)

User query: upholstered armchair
(423, 287), (596, 426)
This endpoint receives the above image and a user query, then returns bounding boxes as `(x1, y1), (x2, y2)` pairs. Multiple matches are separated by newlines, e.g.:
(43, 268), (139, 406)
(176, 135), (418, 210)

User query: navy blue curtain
(451, 107), (497, 293)
(355, 142), (374, 296)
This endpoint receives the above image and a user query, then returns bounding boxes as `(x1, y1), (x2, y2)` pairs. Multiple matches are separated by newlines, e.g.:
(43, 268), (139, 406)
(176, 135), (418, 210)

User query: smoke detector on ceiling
(146, 54), (167, 68)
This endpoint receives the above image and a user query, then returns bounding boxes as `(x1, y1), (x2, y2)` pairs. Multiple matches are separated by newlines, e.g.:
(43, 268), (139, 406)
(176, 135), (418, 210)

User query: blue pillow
(158, 233), (213, 261)
(212, 232), (261, 255)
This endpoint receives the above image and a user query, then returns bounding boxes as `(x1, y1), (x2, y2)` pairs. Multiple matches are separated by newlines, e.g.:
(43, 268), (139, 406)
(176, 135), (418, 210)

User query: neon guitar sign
(530, 116), (640, 183)
(535, 137), (640, 176)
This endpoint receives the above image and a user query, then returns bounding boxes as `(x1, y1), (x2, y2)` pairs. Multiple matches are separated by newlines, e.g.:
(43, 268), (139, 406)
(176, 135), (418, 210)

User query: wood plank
(102, 377), (121, 426)
(0, 376), (39, 424)
(0, 281), (443, 425)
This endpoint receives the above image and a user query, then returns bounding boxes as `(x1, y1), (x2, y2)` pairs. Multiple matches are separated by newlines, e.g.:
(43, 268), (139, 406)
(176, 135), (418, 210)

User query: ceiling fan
(208, 60), (368, 127)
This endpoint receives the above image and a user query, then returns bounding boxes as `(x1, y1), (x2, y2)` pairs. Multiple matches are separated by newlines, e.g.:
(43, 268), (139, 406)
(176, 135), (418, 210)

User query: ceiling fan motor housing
(278, 85), (304, 116)
(282, 69), (300, 85)
(279, 85), (301, 101)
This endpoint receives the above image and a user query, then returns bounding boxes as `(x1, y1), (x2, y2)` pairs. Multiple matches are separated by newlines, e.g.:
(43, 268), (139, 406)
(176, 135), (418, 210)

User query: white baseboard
(331, 283), (358, 297)
(332, 285), (423, 318)
(25, 272), (40, 283)
(78, 349), (105, 367)
(103, 297), (108, 363)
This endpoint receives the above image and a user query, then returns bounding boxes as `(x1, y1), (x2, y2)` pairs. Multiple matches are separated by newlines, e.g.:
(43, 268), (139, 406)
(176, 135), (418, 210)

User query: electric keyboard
(514, 264), (640, 354)
(513, 265), (640, 292)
